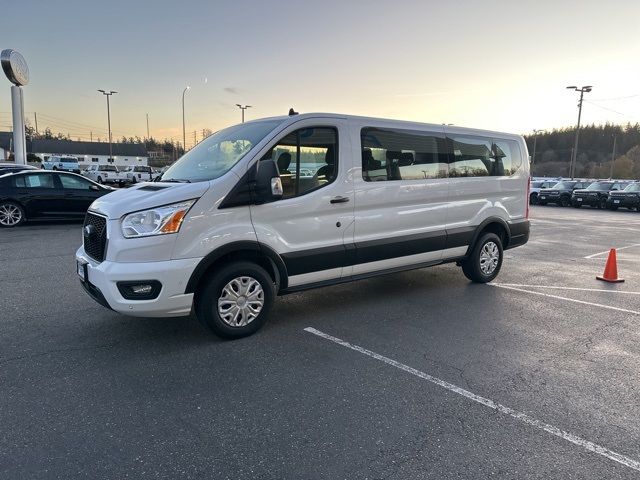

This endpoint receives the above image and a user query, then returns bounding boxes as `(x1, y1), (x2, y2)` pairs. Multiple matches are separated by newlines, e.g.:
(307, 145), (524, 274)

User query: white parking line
(489, 284), (640, 315)
(584, 243), (640, 259)
(494, 283), (640, 295)
(304, 327), (640, 473)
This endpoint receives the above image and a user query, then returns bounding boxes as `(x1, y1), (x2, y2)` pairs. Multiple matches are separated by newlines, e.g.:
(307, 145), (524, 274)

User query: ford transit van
(76, 113), (530, 338)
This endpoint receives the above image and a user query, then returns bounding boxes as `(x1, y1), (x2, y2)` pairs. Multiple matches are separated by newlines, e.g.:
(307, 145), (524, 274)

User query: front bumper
(572, 195), (600, 206)
(607, 197), (639, 209)
(76, 247), (200, 317)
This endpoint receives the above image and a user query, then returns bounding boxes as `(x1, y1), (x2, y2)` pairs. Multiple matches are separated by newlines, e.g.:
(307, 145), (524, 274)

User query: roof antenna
(288, 108), (298, 116)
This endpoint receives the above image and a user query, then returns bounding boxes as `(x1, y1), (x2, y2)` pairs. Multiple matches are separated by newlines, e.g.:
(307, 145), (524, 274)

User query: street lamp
(566, 85), (592, 179)
(531, 129), (543, 170)
(236, 104), (252, 123)
(98, 89), (117, 162)
(182, 86), (190, 153)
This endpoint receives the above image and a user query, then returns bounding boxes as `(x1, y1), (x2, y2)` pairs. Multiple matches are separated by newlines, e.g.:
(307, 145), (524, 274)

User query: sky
(2, 0), (639, 148)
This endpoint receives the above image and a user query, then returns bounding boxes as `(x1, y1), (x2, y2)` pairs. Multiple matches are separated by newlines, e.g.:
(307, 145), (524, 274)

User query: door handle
(330, 196), (350, 204)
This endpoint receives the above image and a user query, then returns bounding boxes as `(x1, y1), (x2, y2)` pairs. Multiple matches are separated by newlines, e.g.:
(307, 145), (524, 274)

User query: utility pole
(182, 86), (190, 153)
(236, 104), (252, 123)
(566, 85), (592, 180)
(98, 89), (117, 162)
(146, 113), (150, 139)
(609, 135), (617, 179)
(531, 129), (543, 171)
(34, 112), (38, 134)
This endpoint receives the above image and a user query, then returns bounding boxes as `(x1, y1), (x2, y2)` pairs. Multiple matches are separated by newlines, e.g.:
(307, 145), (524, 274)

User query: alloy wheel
(0, 203), (22, 226)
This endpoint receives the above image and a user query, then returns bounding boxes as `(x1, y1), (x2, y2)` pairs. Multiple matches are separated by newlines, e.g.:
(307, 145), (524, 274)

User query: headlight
(121, 200), (196, 238)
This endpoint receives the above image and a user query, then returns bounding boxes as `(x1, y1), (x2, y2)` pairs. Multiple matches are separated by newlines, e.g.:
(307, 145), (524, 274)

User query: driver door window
(262, 127), (338, 198)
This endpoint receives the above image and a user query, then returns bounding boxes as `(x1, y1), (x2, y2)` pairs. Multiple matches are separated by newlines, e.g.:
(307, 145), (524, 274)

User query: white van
(76, 113), (530, 338)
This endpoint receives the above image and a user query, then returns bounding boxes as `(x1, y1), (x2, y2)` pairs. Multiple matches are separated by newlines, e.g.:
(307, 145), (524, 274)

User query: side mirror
(90, 184), (100, 191)
(253, 158), (283, 204)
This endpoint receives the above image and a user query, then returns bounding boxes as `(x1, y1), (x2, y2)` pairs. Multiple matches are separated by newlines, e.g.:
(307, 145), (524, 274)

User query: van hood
(88, 182), (211, 219)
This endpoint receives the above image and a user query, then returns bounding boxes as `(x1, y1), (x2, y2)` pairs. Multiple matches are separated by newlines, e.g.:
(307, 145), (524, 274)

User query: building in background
(0, 132), (149, 167)
(30, 139), (148, 167)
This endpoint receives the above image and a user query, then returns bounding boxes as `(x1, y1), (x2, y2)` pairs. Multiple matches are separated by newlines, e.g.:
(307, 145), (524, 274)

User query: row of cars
(530, 178), (640, 211)
(41, 156), (161, 185)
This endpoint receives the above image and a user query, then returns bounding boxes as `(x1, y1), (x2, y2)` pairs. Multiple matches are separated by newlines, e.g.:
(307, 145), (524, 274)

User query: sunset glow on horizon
(2, 0), (639, 148)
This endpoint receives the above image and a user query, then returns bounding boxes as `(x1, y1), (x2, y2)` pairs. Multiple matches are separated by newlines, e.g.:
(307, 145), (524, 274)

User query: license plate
(540, 196), (546, 200)
(577, 198), (582, 202)
(614, 200), (620, 204)
(77, 260), (87, 282)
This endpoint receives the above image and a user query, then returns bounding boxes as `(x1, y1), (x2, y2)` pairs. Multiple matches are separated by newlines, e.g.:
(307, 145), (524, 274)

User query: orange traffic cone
(596, 249), (624, 283)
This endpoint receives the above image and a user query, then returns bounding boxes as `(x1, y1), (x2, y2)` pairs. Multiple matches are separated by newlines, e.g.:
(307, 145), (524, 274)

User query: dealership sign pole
(1, 49), (30, 165)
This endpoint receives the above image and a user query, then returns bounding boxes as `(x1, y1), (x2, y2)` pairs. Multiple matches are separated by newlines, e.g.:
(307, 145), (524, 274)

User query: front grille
(83, 212), (107, 262)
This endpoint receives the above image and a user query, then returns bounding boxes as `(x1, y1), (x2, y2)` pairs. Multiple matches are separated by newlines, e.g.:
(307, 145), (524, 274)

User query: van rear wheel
(461, 233), (503, 283)
(195, 261), (275, 339)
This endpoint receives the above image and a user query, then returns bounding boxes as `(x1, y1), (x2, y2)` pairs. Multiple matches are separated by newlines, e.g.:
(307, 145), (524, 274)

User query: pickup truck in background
(122, 165), (154, 184)
(83, 164), (125, 185)
(41, 156), (81, 174)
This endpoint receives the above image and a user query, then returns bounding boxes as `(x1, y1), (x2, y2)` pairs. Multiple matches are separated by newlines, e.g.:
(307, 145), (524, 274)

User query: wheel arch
(185, 241), (288, 296)
(465, 217), (510, 256)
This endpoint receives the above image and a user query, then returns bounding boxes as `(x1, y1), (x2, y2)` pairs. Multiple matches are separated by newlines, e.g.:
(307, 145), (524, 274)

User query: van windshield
(162, 120), (283, 183)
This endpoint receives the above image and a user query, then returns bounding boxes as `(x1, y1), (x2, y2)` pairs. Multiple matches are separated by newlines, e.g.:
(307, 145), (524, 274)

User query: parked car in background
(123, 165), (154, 184)
(0, 170), (112, 227)
(606, 182), (640, 211)
(571, 181), (629, 208)
(83, 164), (123, 185)
(529, 179), (559, 204)
(537, 180), (592, 207)
(41, 156), (81, 173)
(0, 163), (39, 176)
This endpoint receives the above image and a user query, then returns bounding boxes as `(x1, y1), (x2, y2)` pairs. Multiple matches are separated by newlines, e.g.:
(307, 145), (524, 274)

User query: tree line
(525, 123), (640, 179)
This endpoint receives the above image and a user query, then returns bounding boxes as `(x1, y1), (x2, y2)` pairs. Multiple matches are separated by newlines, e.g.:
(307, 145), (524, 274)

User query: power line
(584, 100), (634, 118)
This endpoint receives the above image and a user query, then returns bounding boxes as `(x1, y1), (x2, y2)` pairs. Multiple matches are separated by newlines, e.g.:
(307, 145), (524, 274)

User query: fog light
(132, 284), (153, 294)
(117, 280), (162, 300)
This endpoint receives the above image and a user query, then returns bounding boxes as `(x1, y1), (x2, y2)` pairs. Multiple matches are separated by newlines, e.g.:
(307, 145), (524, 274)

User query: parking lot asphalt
(2, 206), (640, 479)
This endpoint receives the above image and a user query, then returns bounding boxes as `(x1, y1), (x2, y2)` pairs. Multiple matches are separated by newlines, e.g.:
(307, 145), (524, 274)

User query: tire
(132, 176), (137, 184)
(560, 196), (570, 207)
(195, 261), (275, 339)
(41, 164), (45, 169)
(598, 198), (607, 209)
(0, 201), (26, 228)
(52, 166), (58, 171)
(529, 193), (538, 205)
(97, 176), (103, 184)
(461, 233), (503, 283)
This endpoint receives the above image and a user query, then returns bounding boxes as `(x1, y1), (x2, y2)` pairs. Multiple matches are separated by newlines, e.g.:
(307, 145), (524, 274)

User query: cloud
(393, 92), (453, 98)
(224, 87), (240, 95)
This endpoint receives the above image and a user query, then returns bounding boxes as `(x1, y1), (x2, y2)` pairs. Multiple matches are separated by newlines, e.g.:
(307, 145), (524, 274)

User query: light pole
(566, 85), (592, 180)
(531, 129), (543, 171)
(236, 104), (251, 123)
(182, 86), (190, 153)
(98, 89), (117, 162)
(609, 134), (617, 179)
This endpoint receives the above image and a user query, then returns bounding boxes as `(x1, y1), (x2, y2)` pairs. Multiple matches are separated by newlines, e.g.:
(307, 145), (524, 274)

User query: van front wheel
(196, 261), (275, 339)
(461, 233), (503, 283)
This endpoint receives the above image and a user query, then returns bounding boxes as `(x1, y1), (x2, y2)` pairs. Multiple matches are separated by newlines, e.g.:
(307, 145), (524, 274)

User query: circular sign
(1, 49), (29, 86)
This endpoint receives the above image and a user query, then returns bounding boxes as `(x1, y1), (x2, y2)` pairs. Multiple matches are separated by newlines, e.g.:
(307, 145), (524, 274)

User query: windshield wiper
(161, 178), (191, 183)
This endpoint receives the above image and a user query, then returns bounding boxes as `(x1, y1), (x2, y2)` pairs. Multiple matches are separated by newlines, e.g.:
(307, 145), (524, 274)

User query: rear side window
(361, 127), (448, 181)
(262, 127), (338, 198)
(449, 136), (492, 177)
(450, 135), (522, 177)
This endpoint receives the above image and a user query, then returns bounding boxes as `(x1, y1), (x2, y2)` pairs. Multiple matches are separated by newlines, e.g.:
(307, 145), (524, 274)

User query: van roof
(246, 112), (524, 141)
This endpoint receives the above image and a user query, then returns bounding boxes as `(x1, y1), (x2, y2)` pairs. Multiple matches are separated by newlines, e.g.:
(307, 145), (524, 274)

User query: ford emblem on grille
(84, 224), (96, 238)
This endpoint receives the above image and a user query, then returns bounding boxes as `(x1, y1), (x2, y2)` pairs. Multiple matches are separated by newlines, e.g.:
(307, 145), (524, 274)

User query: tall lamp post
(566, 85), (592, 180)
(182, 86), (190, 153)
(236, 104), (252, 123)
(98, 89), (117, 162)
(531, 129), (543, 172)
